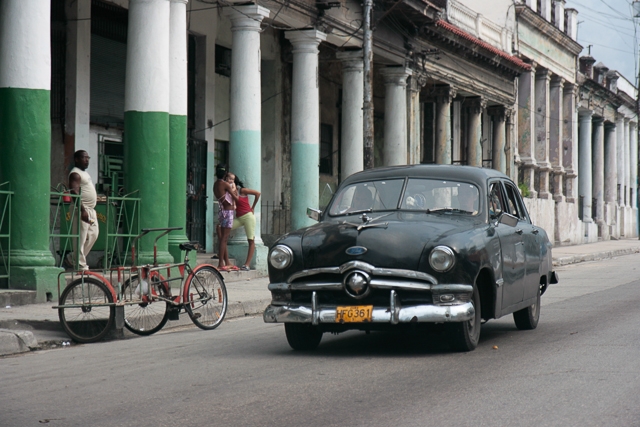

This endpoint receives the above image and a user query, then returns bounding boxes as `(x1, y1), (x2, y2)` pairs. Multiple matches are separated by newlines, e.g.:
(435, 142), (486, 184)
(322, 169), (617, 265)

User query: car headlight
(269, 245), (293, 269)
(429, 246), (455, 272)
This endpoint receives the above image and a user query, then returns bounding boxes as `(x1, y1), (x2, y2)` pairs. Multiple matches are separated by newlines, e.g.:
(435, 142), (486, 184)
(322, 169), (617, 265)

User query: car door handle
(516, 229), (523, 235)
(531, 228), (539, 235)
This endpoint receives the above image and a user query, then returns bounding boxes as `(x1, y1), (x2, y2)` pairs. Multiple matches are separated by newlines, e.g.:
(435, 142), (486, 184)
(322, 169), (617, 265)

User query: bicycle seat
(179, 242), (199, 252)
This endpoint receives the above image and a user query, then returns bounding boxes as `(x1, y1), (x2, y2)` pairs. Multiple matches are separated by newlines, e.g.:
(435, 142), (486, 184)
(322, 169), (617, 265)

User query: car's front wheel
(447, 285), (481, 352)
(513, 286), (541, 330)
(284, 323), (323, 351)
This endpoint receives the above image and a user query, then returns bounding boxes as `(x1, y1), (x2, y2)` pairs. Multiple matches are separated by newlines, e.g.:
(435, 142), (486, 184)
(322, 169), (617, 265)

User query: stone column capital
(487, 105), (507, 121)
(466, 97), (486, 114)
(535, 68), (552, 81)
(286, 29), (327, 53)
(224, 5), (270, 32)
(551, 75), (566, 88)
(336, 50), (363, 72)
(563, 81), (577, 94)
(578, 109), (594, 119)
(434, 86), (457, 104)
(407, 72), (427, 93)
(380, 66), (412, 87)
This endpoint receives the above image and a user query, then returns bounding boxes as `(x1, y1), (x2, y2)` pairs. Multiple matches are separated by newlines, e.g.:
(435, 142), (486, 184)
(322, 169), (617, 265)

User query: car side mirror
(307, 207), (322, 221)
(498, 212), (518, 227)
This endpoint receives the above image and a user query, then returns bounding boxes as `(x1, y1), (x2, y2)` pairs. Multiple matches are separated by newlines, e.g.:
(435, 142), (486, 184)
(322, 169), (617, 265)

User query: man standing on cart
(65, 150), (98, 271)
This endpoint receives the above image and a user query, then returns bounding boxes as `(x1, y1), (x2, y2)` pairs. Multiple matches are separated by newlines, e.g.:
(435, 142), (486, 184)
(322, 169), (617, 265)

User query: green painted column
(223, 5), (270, 272)
(124, 0), (172, 264)
(167, 0), (190, 264)
(0, 0), (60, 301)
(286, 29), (327, 231)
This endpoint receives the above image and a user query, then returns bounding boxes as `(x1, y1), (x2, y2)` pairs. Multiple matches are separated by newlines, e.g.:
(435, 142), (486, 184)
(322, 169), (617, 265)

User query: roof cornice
(515, 4), (582, 56)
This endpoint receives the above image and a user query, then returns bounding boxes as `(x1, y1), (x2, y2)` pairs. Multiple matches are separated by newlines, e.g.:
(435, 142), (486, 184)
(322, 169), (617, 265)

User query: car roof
(341, 165), (509, 188)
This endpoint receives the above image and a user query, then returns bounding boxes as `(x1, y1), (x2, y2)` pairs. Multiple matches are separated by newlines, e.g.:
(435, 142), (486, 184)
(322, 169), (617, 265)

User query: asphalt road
(2, 255), (640, 427)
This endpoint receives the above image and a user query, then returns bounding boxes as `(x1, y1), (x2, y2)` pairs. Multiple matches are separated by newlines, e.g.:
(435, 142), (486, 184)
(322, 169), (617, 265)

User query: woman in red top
(224, 172), (261, 270)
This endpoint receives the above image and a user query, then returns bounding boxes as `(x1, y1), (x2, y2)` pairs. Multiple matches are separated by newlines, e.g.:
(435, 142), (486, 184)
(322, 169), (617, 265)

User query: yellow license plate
(335, 306), (373, 323)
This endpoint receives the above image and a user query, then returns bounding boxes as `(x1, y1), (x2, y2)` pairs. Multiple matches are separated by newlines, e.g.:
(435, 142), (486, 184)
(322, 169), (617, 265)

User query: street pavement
(1, 238), (639, 357)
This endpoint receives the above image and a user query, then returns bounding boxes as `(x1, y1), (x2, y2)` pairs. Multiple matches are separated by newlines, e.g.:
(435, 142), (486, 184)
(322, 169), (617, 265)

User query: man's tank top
(69, 167), (97, 209)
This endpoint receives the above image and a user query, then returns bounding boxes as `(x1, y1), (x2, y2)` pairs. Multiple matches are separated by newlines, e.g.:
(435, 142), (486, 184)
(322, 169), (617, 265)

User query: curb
(0, 329), (38, 356)
(553, 247), (640, 267)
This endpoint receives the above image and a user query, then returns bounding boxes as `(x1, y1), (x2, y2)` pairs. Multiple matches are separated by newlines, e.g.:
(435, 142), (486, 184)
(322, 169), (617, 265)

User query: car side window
(503, 181), (530, 221)
(488, 183), (504, 220)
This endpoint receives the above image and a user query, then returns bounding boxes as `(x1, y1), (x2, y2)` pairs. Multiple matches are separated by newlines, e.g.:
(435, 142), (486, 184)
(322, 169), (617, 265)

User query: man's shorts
(218, 209), (234, 229)
(232, 212), (256, 240)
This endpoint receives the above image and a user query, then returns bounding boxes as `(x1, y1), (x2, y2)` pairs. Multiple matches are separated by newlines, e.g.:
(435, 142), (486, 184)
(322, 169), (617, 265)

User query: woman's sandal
(239, 265), (250, 271)
(218, 266), (231, 271)
(228, 265), (240, 271)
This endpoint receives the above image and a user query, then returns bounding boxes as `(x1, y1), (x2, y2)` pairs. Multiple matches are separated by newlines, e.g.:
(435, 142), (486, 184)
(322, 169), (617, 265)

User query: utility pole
(363, 0), (374, 169)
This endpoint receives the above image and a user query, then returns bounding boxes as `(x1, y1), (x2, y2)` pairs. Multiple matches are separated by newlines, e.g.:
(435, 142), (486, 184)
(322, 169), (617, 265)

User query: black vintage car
(263, 165), (557, 351)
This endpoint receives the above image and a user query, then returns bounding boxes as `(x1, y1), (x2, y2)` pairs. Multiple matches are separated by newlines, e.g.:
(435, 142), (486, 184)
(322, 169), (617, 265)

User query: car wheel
(284, 323), (323, 351)
(513, 286), (541, 330)
(448, 285), (481, 352)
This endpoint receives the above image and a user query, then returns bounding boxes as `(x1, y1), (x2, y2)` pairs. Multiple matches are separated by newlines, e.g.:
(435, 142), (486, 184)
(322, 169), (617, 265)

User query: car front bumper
(263, 299), (475, 325)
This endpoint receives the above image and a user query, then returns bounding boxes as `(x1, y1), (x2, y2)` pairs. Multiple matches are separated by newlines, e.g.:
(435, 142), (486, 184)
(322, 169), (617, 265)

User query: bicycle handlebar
(131, 227), (184, 267)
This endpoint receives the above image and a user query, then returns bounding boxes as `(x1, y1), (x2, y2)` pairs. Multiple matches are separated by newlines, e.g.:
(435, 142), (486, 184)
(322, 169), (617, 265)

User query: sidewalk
(1, 238), (640, 356)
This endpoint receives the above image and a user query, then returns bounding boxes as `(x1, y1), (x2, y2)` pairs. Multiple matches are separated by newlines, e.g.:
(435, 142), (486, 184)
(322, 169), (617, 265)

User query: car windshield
(328, 178), (480, 216)
(328, 179), (404, 215)
(401, 179), (480, 214)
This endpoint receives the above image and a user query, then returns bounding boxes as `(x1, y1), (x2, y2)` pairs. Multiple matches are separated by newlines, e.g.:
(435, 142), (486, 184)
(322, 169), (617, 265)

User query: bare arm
(241, 188), (261, 211)
(69, 172), (90, 223)
(222, 181), (239, 201)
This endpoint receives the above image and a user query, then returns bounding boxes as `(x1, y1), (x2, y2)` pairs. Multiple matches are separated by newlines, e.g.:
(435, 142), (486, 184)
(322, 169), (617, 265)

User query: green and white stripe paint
(286, 30), (326, 231)
(0, 0), (56, 267)
(124, 0), (172, 264)
(168, 0), (189, 263)
(224, 5), (269, 267)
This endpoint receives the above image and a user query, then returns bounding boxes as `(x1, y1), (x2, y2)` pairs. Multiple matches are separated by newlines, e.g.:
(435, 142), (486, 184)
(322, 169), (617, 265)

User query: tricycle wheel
(121, 273), (170, 336)
(284, 323), (323, 351)
(58, 277), (115, 343)
(447, 285), (481, 352)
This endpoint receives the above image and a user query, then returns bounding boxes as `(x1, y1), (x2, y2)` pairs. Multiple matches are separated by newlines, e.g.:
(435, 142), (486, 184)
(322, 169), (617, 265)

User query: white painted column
(562, 83), (578, 202)
(578, 111), (593, 222)
(467, 97), (485, 167)
(616, 114), (625, 205)
(224, 5), (270, 268)
(624, 118), (631, 206)
(337, 50), (363, 180)
(535, 69), (552, 199)
(630, 121), (638, 209)
(488, 106), (506, 174)
(287, 29), (327, 231)
(65, 0), (92, 173)
(604, 123), (617, 204)
(381, 66), (412, 166)
(550, 76), (564, 202)
(592, 118), (604, 226)
(518, 64), (537, 197)
(435, 86), (456, 164)
(407, 74), (425, 165)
